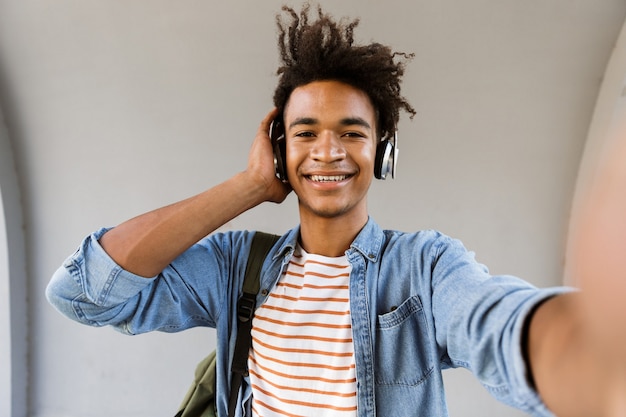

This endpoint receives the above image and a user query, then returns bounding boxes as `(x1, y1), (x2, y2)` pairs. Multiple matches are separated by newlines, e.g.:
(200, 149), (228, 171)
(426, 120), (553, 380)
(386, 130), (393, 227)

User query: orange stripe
(303, 283), (349, 290)
(249, 369), (356, 397)
(254, 326), (353, 343)
(277, 282), (349, 291)
(303, 259), (351, 269)
(253, 398), (306, 417)
(268, 293), (349, 303)
(252, 384), (357, 412)
(261, 304), (350, 316)
(285, 270), (350, 279)
(305, 271), (350, 279)
(289, 258), (350, 269)
(255, 314), (351, 329)
(252, 336), (354, 357)
(250, 356), (357, 384)
(253, 348), (356, 371)
(277, 282), (303, 290)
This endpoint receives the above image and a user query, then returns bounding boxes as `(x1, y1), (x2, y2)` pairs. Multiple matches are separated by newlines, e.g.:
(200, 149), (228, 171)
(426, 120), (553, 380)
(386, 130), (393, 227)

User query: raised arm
(99, 109), (291, 277)
(526, 121), (626, 416)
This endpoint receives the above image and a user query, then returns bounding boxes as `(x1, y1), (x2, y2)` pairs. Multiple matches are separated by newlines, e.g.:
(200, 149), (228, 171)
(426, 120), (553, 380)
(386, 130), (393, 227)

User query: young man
(46, 4), (625, 417)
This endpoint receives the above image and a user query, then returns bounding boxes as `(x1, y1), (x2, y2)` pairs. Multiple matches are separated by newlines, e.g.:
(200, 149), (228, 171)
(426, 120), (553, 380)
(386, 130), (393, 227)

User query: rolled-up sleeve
(46, 228), (158, 331)
(46, 227), (248, 335)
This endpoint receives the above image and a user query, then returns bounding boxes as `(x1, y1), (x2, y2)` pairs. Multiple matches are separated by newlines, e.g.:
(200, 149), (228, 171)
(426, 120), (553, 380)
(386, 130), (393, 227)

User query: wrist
(232, 171), (274, 206)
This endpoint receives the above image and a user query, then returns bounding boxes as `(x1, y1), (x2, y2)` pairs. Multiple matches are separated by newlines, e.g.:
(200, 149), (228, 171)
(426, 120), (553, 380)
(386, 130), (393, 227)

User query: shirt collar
(273, 217), (384, 262)
(348, 217), (384, 263)
(271, 226), (300, 261)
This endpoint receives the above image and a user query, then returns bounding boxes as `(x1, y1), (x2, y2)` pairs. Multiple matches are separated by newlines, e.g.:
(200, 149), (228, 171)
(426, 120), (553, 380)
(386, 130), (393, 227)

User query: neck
(298, 210), (368, 257)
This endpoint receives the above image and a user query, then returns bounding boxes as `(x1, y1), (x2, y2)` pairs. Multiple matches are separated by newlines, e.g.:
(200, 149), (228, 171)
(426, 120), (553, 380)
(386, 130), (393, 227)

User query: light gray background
(1, 1), (625, 416)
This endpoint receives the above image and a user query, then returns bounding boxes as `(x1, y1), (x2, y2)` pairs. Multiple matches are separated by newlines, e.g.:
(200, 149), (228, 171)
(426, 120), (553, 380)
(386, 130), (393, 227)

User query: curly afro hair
(273, 3), (416, 140)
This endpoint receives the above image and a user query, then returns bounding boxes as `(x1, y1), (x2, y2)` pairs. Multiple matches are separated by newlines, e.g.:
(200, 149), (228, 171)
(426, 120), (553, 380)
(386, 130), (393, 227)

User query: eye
(342, 131), (368, 139)
(294, 131), (316, 138)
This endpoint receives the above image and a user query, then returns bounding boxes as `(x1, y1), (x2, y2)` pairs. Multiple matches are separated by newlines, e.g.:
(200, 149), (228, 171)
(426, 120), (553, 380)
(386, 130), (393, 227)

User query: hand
(244, 108), (292, 203)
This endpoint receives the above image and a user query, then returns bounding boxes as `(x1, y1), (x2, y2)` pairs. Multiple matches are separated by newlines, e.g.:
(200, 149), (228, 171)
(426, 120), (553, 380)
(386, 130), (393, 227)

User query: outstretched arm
(99, 108), (291, 277)
(527, 121), (626, 416)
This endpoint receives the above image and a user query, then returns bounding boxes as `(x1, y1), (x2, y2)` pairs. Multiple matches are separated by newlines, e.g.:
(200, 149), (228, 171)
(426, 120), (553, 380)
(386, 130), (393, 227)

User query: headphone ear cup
(273, 135), (288, 182)
(374, 140), (393, 180)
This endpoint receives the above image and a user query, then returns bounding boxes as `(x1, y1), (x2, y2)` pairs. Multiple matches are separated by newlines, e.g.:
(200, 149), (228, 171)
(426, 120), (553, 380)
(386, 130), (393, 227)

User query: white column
(0, 106), (28, 417)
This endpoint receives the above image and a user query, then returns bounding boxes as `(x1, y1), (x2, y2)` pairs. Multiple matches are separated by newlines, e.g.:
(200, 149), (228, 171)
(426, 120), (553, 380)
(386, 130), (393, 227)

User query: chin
(299, 200), (363, 220)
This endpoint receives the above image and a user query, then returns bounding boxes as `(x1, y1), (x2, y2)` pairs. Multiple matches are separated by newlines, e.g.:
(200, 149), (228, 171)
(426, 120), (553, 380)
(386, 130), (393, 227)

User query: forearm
(527, 294), (595, 416)
(528, 293), (626, 417)
(99, 171), (267, 277)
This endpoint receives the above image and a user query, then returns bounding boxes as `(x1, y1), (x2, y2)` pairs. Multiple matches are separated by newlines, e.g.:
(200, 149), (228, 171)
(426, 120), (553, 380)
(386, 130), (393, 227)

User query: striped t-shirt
(248, 244), (357, 417)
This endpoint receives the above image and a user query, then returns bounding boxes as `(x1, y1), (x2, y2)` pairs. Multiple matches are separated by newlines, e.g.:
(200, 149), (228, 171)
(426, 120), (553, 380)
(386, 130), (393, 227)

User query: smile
(308, 174), (350, 182)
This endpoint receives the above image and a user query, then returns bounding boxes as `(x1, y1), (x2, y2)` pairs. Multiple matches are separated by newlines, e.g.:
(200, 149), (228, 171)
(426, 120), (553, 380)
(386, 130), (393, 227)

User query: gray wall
(0, 1), (625, 416)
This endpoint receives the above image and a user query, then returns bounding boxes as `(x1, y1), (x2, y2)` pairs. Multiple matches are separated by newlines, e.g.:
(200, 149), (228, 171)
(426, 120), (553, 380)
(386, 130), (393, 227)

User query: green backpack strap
(241, 232), (279, 295)
(228, 231), (279, 417)
(176, 231), (280, 417)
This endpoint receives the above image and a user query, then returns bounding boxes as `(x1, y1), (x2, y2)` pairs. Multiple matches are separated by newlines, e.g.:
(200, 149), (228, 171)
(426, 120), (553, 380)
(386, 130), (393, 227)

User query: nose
(310, 131), (346, 162)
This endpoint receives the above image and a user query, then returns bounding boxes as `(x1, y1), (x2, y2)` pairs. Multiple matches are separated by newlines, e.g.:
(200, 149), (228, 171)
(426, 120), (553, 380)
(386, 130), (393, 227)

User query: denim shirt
(47, 218), (567, 417)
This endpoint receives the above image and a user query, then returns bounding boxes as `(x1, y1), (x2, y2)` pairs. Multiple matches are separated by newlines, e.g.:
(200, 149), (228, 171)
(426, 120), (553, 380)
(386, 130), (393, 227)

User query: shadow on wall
(0, 103), (28, 417)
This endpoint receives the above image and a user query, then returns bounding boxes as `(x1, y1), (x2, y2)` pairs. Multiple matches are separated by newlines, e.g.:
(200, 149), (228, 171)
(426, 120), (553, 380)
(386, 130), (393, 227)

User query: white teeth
(310, 175), (348, 182)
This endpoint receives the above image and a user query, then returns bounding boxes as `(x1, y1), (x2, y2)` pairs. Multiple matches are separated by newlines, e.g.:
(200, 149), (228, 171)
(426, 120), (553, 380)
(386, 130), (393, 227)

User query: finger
(259, 108), (279, 134)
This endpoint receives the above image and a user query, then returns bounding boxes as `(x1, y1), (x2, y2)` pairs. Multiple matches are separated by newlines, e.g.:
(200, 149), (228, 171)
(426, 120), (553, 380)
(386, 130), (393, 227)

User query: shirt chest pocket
(375, 295), (436, 386)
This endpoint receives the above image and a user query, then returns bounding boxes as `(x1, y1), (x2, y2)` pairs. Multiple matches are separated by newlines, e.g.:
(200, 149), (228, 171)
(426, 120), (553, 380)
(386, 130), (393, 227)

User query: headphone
(270, 119), (398, 182)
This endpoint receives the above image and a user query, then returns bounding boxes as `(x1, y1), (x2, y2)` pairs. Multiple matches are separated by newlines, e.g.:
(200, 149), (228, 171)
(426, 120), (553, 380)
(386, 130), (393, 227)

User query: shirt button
(368, 253), (375, 259)
(261, 289), (269, 296)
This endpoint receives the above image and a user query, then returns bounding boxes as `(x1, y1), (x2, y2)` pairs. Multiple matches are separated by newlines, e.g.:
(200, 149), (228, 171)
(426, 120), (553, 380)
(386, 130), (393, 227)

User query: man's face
(282, 80), (377, 222)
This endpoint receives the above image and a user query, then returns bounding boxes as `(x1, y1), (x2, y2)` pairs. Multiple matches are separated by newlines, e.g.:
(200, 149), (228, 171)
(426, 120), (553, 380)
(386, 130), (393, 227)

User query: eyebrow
(288, 117), (372, 130)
